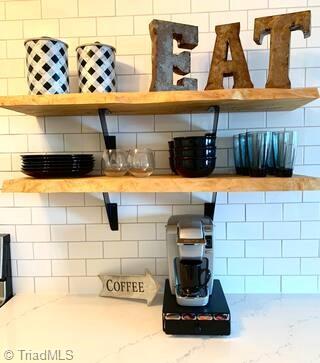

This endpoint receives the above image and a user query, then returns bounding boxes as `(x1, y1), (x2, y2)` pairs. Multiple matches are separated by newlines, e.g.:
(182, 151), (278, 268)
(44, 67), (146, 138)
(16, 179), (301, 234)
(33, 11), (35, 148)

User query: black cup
(177, 259), (211, 296)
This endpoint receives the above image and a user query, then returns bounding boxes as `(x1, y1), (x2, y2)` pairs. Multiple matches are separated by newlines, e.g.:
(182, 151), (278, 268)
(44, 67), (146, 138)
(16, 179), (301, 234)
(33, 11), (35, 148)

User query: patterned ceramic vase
(76, 42), (116, 93)
(24, 37), (69, 94)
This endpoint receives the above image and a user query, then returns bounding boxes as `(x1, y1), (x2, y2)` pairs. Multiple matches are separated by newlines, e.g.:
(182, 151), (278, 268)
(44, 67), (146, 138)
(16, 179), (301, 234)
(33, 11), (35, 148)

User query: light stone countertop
(0, 293), (320, 363)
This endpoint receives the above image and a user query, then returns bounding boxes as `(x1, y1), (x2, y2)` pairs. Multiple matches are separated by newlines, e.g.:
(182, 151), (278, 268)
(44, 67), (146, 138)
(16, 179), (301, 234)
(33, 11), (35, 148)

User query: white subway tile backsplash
(86, 224), (121, 241)
(51, 225), (86, 242)
(227, 222), (263, 240)
(265, 191), (302, 203)
(302, 221), (320, 238)
(35, 277), (69, 293)
(264, 222), (300, 239)
(191, 0), (229, 12)
(97, 16), (134, 36)
(215, 205), (245, 222)
(32, 207), (67, 225)
(13, 277), (34, 294)
(264, 258), (300, 275)
(155, 114), (190, 132)
(16, 225), (50, 242)
(0, 0), (319, 295)
(28, 135), (64, 152)
(86, 259), (121, 276)
(246, 204), (282, 222)
(79, 0), (115, 16)
(228, 192), (265, 204)
(104, 241), (138, 258)
(49, 193), (84, 207)
(23, 19), (59, 38)
(6, 1), (41, 20)
(215, 240), (244, 257)
(67, 207), (102, 224)
(69, 276), (101, 294)
(119, 115), (154, 132)
(138, 205), (172, 222)
(282, 276), (318, 293)
(283, 240), (319, 257)
(60, 18), (96, 37)
(45, 116), (82, 134)
(217, 276), (245, 293)
(18, 260), (51, 277)
(245, 276), (280, 293)
(69, 242), (103, 259)
(14, 193), (48, 207)
(139, 240), (166, 257)
(41, 0), (78, 18)
(0, 21), (23, 39)
(34, 243), (68, 259)
(228, 258), (263, 275)
(284, 203), (320, 221)
(246, 240), (281, 257)
(121, 223), (156, 240)
(52, 260), (85, 276)
(0, 208), (31, 224)
(154, 0), (190, 14)
(121, 258), (155, 274)
(11, 243), (33, 260)
(64, 134), (100, 152)
(266, 109), (304, 128)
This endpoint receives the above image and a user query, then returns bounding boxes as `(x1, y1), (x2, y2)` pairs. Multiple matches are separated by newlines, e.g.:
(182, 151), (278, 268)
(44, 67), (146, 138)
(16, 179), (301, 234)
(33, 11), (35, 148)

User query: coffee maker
(0, 234), (13, 308)
(162, 213), (230, 335)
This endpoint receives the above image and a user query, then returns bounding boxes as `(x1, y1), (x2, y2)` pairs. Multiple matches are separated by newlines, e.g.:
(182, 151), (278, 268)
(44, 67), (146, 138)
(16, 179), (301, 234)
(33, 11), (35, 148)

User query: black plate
(22, 161), (94, 167)
(21, 169), (93, 178)
(21, 154), (94, 158)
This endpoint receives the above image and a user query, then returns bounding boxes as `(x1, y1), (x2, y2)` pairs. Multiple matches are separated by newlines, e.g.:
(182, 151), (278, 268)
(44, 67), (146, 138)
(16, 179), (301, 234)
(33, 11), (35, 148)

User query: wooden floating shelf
(0, 88), (318, 116)
(2, 174), (320, 193)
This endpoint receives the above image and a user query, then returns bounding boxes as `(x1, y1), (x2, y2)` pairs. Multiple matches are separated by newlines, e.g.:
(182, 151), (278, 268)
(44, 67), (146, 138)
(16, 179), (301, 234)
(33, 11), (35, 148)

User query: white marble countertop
(0, 293), (320, 363)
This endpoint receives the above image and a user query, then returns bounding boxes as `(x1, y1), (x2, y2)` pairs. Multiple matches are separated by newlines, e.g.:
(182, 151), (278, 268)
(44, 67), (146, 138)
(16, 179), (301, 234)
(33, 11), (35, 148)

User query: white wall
(0, 0), (320, 294)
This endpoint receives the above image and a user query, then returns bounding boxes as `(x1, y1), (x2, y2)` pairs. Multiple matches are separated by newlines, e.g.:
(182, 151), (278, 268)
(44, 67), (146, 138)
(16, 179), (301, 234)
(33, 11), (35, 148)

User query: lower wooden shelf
(2, 174), (320, 193)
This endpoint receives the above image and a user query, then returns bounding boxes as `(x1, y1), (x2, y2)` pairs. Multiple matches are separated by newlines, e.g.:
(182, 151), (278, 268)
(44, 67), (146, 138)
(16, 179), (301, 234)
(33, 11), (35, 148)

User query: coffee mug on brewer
(177, 259), (211, 297)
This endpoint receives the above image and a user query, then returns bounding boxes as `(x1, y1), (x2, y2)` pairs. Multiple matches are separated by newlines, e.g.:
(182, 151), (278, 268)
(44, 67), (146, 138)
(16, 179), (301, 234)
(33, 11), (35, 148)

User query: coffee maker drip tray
(176, 285), (207, 298)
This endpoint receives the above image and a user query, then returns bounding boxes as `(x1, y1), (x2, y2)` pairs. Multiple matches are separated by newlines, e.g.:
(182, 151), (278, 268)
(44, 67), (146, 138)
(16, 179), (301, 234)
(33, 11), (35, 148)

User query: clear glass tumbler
(246, 131), (271, 177)
(102, 149), (128, 176)
(128, 148), (155, 177)
(272, 131), (298, 177)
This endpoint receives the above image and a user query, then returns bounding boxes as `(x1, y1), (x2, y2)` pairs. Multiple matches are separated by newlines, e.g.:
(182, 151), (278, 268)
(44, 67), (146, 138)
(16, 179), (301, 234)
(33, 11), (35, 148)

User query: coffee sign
(149, 10), (311, 90)
(99, 269), (160, 306)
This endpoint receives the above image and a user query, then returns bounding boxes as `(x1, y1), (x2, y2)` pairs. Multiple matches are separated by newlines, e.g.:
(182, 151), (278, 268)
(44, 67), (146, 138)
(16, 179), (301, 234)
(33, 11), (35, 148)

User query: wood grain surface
(0, 88), (318, 116)
(2, 174), (320, 193)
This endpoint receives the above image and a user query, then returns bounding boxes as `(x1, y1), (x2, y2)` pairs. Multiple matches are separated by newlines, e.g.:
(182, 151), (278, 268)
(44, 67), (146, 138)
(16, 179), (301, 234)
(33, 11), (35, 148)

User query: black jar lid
(24, 36), (68, 47)
(76, 41), (116, 52)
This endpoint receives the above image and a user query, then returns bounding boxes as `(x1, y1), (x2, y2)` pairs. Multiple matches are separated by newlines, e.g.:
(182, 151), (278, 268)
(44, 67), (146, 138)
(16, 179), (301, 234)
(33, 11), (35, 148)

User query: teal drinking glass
(246, 131), (271, 177)
(272, 131), (298, 177)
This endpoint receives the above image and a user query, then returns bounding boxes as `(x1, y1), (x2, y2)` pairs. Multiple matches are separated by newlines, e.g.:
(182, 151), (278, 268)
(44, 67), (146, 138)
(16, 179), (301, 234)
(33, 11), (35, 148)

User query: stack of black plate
(21, 154), (94, 178)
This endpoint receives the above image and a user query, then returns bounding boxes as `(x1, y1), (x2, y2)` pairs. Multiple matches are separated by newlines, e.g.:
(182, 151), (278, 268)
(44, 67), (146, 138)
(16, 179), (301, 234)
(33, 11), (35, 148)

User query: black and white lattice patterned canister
(24, 37), (69, 95)
(76, 42), (116, 93)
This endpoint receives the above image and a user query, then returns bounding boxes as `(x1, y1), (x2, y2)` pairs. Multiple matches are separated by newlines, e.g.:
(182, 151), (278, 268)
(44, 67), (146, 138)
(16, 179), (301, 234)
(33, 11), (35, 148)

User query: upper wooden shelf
(0, 88), (318, 116)
(2, 174), (320, 193)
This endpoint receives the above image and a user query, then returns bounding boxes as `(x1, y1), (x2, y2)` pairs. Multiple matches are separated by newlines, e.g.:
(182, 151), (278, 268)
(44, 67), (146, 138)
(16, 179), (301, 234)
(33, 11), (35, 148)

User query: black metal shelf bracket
(98, 108), (119, 231)
(204, 106), (219, 221)
(204, 192), (217, 221)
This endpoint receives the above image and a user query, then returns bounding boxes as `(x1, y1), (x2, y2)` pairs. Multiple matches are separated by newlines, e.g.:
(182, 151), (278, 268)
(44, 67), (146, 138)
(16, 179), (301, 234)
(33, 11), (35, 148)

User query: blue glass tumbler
(246, 131), (271, 177)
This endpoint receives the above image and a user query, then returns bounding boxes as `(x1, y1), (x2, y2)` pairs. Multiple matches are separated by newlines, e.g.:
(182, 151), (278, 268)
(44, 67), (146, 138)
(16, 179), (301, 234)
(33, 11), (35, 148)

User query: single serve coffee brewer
(162, 212), (230, 335)
(0, 234), (13, 308)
